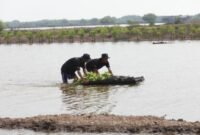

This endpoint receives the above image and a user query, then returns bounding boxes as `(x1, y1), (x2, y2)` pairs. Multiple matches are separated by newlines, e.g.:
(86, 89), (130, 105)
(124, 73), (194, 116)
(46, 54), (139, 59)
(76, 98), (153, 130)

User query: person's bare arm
(77, 70), (83, 79)
(108, 67), (113, 75)
(74, 73), (79, 81)
(83, 68), (87, 76)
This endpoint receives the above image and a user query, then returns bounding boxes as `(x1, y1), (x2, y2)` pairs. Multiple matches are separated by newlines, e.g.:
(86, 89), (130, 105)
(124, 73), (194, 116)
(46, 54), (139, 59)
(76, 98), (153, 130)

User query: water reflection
(60, 84), (116, 114)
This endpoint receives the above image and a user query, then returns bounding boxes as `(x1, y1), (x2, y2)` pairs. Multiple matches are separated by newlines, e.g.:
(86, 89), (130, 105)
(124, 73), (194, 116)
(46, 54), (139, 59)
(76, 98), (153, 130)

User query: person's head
(101, 53), (110, 63)
(81, 53), (91, 62)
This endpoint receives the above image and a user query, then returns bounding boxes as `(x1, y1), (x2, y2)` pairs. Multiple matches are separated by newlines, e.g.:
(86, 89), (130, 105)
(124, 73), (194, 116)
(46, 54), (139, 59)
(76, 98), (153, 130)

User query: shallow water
(0, 41), (200, 123)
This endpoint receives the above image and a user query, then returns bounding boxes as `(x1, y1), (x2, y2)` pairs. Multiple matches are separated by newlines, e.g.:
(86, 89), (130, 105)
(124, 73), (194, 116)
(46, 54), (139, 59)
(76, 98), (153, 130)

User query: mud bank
(0, 114), (200, 134)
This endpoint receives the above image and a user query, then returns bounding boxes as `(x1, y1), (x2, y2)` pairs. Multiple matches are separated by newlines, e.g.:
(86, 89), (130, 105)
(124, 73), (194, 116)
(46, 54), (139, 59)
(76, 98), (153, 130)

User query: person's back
(61, 54), (91, 83)
(86, 53), (112, 75)
(61, 57), (81, 74)
(86, 58), (109, 71)
(86, 58), (99, 72)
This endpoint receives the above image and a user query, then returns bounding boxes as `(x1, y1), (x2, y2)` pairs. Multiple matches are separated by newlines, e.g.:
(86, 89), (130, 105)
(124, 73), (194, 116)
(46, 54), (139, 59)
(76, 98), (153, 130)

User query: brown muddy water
(0, 41), (200, 134)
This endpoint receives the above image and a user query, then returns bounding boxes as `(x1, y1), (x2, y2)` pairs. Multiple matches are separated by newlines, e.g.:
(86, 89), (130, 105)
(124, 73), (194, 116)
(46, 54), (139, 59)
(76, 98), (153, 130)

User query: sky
(1, 0), (200, 22)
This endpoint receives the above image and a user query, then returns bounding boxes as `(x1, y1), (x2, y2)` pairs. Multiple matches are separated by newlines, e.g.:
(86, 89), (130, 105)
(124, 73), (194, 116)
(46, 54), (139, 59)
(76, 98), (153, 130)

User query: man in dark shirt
(61, 54), (91, 83)
(86, 53), (113, 75)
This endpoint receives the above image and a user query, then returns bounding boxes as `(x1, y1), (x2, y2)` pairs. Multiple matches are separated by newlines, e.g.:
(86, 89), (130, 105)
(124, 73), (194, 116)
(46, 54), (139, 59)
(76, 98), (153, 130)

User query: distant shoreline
(5, 23), (165, 31)
(0, 24), (200, 44)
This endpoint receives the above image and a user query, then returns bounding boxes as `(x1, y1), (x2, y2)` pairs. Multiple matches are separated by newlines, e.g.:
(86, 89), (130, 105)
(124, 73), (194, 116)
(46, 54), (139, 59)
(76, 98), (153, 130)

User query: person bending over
(86, 53), (113, 75)
(61, 54), (91, 83)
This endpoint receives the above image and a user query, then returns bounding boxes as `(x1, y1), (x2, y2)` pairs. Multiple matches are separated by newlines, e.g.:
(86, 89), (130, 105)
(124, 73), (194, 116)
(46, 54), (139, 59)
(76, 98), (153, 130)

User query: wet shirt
(86, 58), (110, 71)
(61, 57), (84, 74)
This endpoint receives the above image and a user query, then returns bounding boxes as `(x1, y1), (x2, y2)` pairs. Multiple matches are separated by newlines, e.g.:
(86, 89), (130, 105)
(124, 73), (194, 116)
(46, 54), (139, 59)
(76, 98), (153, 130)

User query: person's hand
(73, 78), (79, 83)
(81, 76), (86, 80)
(82, 77), (86, 81)
(81, 77), (89, 83)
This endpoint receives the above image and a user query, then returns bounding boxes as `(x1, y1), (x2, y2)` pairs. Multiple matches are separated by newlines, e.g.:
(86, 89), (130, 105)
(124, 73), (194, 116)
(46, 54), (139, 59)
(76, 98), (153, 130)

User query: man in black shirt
(61, 54), (91, 83)
(86, 53), (113, 75)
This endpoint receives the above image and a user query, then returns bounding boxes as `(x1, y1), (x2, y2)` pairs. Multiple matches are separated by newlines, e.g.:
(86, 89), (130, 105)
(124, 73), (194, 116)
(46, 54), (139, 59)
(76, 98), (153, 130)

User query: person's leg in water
(61, 72), (68, 83)
(62, 72), (77, 84)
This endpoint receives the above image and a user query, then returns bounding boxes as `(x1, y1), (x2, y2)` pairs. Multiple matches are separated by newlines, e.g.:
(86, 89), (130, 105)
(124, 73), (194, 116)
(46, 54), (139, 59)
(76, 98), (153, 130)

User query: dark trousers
(61, 72), (75, 83)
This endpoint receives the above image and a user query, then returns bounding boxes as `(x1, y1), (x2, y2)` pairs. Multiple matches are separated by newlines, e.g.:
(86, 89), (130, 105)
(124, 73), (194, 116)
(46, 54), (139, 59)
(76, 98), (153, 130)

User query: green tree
(120, 27), (129, 40)
(146, 27), (154, 39)
(127, 20), (139, 26)
(0, 21), (4, 32)
(167, 25), (175, 39)
(16, 31), (23, 43)
(174, 16), (182, 24)
(111, 27), (122, 41)
(26, 31), (33, 43)
(153, 27), (161, 40)
(177, 26), (186, 39)
(80, 19), (88, 25)
(90, 18), (99, 25)
(89, 28), (98, 41)
(100, 16), (116, 24)
(99, 27), (109, 41)
(67, 29), (76, 42)
(35, 31), (45, 43)
(130, 27), (142, 40)
(77, 28), (85, 42)
(3, 32), (13, 44)
(195, 28), (200, 39)
(45, 31), (53, 43)
(189, 25), (198, 39)
(57, 30), (65, 42)
(159, 26), (168, 38)
(143, 13), (157, 26)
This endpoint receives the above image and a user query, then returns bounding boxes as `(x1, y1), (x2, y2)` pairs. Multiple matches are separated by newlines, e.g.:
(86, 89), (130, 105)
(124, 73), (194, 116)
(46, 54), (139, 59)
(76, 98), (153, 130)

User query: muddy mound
(0, 114), (200, 134)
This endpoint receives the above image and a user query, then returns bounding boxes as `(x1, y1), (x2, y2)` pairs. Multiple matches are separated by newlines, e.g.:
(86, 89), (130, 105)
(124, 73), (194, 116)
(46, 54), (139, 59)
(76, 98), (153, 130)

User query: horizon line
(3, 13), (200, 22)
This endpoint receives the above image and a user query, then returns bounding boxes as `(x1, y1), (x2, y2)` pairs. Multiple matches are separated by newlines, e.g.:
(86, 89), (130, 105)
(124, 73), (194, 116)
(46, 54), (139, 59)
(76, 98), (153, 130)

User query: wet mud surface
(0, 114), (200, 134)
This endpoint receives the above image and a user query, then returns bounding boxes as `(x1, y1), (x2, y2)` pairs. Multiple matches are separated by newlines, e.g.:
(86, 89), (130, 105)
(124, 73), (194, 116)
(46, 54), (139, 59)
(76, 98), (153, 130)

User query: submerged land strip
(0, 114), (200, 134)
(0, 24), (200, 44)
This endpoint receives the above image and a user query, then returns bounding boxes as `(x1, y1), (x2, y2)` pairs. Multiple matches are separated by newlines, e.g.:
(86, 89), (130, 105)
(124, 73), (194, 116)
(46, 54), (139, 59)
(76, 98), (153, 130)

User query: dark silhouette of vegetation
(143, 13), (157, 25)
(5, 14), (200, 29)
(0, 21), (4, 32)
(0, 24), (200, 44)
(100, 16), (116, 24)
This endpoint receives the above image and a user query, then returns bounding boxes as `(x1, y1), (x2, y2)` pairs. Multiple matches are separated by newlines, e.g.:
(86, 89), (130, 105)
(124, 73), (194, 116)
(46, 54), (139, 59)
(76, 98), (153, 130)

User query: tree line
(0, 24), (200, 44)
(4, 13), (200, 29)
(0, 21), (4, 31)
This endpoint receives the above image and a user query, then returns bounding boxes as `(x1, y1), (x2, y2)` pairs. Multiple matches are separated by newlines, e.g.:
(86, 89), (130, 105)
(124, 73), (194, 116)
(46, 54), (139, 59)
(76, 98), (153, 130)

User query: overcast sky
(1, 0), (200, 21)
